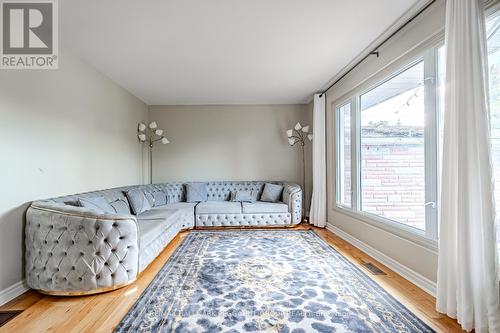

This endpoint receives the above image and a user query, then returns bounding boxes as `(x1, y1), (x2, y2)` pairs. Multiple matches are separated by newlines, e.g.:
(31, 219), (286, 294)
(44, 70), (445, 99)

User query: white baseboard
(326, 223), (436, 297)
(0, 280), (29, 306)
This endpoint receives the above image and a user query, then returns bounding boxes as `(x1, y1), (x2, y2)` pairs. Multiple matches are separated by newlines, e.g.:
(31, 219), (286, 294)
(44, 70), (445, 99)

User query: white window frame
(334, 42), (443, 249)
(335, 99), (355, 209)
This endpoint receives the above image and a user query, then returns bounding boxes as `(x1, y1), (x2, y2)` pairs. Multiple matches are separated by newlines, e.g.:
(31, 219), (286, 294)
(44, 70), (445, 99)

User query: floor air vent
(362, 262), (386, 275)
(0, 310), (23, 327)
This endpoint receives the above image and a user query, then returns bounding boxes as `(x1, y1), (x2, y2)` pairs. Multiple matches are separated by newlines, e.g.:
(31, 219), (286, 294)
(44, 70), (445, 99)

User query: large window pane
(360, 61), (426, 230)
(486, 10), (500, 257)
(338, 103), (352, 207)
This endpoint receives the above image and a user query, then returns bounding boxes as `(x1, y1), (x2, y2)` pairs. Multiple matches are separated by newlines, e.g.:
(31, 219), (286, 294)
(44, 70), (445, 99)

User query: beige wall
(149, 105), (312, 205)
(325, 0), (445, 285)
(0, 49), (148, 296)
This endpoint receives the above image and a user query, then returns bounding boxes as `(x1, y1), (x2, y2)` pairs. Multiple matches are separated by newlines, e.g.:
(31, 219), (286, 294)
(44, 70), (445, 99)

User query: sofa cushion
(156, 202), (196, 229)
(242, 201), (288, 214)
(186, 182), (208, 202)
(137, 212), (179, 248)
(156, 202), (197, 210)
(78, 196), (115, 214)
(126, 189), (152, 215)
(137, 206), (183, 220)
(144, 191), (155, 206)
(230, 190), (255, 203)
(152, 190), (167, 206)
(109, 198), (131, 214)
(260, 183), (283, 202)
(139, 220), (181, 272)
(196, 201), (242, 214)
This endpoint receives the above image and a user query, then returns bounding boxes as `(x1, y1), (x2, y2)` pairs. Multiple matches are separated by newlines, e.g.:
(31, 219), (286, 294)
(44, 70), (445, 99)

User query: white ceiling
(61, 0), (422, 105)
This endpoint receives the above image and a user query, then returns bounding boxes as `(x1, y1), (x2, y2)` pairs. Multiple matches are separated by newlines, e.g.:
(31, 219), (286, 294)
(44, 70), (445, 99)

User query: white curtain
(309, 94), (326, 227)
(437, 1), (500, 332)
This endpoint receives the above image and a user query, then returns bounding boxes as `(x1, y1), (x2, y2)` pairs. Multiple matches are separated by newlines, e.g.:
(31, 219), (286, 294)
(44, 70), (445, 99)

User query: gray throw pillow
(230, 190), (255, 202)
(78, 196), (115, 214)
(152, 190), (167, 206)
(125, 189), (152, 215)
(164, 188), (177, 203)
(144, 191), (155, 206)
(260, 183), (283, 202)
(109, 199), (131, 214)
(185, 182), (208, 203)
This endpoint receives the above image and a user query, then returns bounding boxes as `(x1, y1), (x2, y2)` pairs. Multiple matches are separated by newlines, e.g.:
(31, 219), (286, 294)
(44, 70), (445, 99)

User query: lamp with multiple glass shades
(138, 121), (170, 184)
(286, 122), (313, 221)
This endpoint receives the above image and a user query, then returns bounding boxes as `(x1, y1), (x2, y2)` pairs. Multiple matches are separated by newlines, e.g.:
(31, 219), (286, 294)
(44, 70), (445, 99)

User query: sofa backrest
(36, 183), (183, 208)
(203, 181), (264, 201)
(158, 181), (285, 202)
(34, 181), (287, 208)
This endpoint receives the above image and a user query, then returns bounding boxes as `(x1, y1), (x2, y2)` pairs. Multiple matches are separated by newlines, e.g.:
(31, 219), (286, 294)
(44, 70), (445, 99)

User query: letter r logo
(2, 2), (53, 54)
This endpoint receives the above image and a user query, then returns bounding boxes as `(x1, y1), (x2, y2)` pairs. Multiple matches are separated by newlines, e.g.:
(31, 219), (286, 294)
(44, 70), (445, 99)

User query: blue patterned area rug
(115, 230), (434, 333)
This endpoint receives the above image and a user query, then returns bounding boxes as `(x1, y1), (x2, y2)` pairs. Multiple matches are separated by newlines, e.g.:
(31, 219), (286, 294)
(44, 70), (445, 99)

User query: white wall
(0, 49), (148, 301)
(149, 105), (312, 204)
(326, 0), (445, 286)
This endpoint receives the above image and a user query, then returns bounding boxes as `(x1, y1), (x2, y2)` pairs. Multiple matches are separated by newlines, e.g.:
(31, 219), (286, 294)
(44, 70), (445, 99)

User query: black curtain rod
(319, 0), (436, 98)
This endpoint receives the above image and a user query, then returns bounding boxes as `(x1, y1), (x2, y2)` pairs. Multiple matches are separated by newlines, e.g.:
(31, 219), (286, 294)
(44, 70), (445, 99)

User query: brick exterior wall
(353, 138), (426, 230)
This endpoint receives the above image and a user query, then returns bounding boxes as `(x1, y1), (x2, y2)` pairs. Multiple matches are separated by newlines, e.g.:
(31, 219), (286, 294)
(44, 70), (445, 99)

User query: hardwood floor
(0, 225), (464, 332)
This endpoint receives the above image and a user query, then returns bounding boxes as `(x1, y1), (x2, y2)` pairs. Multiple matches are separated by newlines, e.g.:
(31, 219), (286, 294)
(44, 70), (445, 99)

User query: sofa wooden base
(36, 279), (136, 297)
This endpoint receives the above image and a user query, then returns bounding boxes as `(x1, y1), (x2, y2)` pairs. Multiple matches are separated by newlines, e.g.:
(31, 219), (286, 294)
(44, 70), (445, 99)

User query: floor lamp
(286, 122), (312, 221)
(138, 121), (170, 184)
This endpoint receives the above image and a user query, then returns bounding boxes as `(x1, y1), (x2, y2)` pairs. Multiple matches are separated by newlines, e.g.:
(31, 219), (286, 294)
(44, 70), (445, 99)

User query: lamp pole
(302, 142), (306, 217)
(149, 142), (153, 184)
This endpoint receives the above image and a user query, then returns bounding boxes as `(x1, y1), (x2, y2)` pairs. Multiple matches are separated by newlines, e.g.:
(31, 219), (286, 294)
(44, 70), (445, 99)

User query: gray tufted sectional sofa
(25, 181), (302, 295)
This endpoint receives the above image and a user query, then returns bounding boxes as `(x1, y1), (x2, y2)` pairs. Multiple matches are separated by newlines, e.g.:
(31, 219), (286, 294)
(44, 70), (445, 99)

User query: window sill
(332, 205), (438, 253)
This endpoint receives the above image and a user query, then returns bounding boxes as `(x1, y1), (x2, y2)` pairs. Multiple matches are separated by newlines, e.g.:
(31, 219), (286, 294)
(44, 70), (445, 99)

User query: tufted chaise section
(25, 181), (302, 295)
